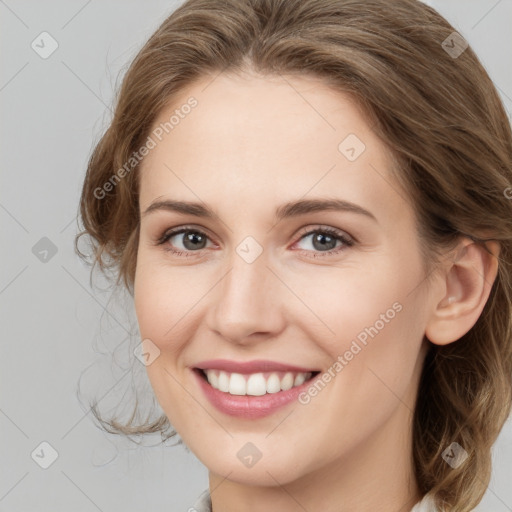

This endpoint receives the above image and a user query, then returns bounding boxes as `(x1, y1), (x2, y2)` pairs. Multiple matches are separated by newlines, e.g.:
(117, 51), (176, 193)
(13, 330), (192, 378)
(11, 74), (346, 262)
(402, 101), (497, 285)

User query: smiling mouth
(194, 368), (321, 396)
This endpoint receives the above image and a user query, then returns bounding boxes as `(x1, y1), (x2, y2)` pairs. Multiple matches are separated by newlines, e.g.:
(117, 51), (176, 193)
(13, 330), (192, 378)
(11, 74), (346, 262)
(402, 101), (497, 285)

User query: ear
(425, 239), (500, 346)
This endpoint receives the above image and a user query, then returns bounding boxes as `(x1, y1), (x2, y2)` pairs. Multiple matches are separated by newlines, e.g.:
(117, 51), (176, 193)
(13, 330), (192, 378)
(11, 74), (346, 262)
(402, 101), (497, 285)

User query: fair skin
(133, 70), (499, 512)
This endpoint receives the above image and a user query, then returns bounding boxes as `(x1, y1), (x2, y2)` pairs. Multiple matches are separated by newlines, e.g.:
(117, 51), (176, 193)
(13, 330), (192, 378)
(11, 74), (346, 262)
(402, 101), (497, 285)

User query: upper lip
(194, 359), (320, 374)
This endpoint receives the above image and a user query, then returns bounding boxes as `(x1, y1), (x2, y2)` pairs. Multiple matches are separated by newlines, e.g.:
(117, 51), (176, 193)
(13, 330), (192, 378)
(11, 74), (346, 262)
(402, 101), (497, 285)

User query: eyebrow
(142, 197), (377, 223)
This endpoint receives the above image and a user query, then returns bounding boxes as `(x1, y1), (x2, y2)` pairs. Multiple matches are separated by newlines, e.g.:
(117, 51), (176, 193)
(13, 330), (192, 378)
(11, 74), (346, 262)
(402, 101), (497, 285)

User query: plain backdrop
(1, 1), (511, 511)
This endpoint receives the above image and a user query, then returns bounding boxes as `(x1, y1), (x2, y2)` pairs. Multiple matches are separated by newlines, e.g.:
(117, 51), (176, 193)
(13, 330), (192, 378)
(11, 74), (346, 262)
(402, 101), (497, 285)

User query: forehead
(138, 71), (408, 227)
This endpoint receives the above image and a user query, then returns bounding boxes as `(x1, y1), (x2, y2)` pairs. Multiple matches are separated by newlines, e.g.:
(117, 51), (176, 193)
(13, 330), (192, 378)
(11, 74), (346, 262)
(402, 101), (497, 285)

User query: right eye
(157, 226), (215, 257)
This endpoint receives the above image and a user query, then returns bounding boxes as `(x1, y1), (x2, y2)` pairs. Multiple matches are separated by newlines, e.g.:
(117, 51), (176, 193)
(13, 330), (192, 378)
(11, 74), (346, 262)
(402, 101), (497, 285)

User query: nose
(206, 246), (286, 345)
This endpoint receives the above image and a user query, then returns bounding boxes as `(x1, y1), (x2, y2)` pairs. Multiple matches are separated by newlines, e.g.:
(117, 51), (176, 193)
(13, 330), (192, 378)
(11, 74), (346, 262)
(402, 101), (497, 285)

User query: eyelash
(155, 225), (355, 259)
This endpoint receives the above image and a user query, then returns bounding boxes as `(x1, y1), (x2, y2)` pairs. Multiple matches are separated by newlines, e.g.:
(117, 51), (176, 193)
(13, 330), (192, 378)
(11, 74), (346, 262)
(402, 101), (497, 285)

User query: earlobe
(425, 239), (500, 346)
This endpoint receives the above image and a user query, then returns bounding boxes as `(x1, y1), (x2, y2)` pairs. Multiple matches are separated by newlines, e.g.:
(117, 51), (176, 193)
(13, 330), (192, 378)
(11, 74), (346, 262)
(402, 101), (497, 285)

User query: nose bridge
(208, 239), (283, 342)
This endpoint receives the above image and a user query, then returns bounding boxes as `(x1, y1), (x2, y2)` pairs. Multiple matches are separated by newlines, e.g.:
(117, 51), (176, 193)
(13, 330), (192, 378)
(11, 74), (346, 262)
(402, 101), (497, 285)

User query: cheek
(133, 259), (199, 426)
(286, 262), (408, 353)
(134, 253), (196, 343)
(297, 302), (423, 461)
(298, 257), (424, 405)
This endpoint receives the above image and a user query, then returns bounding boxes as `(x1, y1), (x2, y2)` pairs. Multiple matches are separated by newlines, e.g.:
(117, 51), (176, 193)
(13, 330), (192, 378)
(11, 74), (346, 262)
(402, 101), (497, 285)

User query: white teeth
(205, 369), (219, 389)
(217, 371), (230, 392)
(266, 373), (281, 394)
(203, 370), (313, 396)
(281, 372), (294, 391)
(247, 373), (267, 396)
(229, 373), (246, 395)
(294, 373), (306, 386)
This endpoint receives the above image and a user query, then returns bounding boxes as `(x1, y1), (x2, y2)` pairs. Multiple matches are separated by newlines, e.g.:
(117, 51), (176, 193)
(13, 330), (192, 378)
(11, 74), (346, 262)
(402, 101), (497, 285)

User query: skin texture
(133, 71), (499, 512)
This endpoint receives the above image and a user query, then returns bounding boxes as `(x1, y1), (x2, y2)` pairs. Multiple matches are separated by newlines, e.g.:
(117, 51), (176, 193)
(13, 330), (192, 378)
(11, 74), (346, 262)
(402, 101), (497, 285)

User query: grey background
(1, 1), (511, 511)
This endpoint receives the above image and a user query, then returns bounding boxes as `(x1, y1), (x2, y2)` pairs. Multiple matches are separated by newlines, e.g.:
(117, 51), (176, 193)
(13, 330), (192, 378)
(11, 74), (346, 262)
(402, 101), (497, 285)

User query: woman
(77, 0), (512, 510)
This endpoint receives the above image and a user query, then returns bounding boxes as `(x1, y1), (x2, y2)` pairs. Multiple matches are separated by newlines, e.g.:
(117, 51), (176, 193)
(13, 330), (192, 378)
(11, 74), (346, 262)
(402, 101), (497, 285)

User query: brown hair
(76, 0), (512, 510)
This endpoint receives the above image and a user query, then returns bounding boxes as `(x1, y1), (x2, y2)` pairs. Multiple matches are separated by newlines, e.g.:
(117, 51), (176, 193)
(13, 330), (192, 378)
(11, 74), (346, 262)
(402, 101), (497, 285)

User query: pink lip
(194, 359), (319, 374)
(192, 368), (319, 419)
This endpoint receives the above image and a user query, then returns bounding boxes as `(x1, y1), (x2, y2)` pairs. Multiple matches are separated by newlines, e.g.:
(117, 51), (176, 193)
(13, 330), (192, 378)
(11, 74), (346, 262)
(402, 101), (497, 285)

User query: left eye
(294, 229), (352, 253)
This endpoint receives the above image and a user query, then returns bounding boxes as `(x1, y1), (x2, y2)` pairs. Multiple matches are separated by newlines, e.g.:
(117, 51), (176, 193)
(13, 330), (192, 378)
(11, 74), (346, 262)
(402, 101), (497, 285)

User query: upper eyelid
(158, 225), (218, 245)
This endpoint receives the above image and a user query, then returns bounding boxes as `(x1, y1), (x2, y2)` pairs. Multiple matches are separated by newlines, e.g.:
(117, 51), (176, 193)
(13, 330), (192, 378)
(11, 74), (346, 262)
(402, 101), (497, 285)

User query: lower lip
(192, 369), (318, 419)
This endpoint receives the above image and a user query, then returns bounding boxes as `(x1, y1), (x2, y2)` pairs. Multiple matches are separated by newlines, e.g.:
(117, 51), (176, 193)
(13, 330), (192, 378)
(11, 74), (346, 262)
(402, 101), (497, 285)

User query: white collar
(410, 494), (438, 512)
(192, 489), (438, 512)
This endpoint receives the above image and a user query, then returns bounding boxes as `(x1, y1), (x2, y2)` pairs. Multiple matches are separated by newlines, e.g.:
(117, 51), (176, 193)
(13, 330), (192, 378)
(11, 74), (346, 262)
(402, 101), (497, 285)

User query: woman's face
(134, 71), (433, 487)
